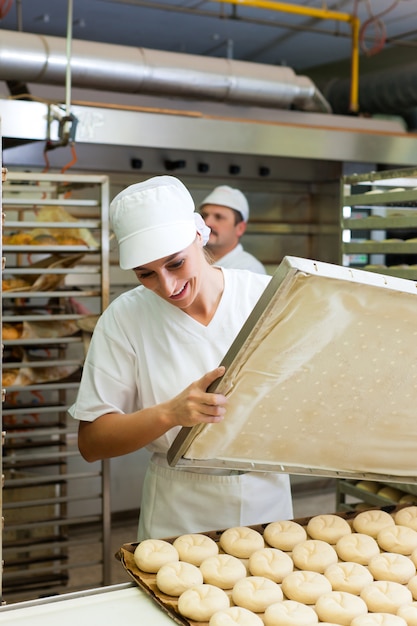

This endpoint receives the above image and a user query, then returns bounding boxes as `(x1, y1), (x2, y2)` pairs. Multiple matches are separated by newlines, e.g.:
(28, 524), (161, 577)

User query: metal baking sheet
(117, 504), (407, 626)
(167, 256), (417, 484)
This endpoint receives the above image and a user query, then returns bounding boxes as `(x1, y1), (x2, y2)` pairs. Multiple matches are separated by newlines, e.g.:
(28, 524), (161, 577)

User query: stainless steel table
(0, 583), (176, 625)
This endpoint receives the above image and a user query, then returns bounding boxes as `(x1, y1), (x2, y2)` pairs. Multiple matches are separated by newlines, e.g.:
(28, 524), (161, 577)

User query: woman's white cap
(110, 176), (197, 269)
(199, 185), (249, 222)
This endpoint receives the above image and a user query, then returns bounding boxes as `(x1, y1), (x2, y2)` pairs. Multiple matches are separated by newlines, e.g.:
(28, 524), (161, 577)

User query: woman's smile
(170, 282), (189, 300)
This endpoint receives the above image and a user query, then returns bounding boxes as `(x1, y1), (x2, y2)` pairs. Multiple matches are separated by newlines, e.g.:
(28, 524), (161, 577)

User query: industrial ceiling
(1, 0), (416, 88)
(1, 0), (417, 174)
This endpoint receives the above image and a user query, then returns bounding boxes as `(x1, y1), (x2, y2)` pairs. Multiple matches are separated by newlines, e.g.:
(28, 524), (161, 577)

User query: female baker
(69, 175), (293, 540)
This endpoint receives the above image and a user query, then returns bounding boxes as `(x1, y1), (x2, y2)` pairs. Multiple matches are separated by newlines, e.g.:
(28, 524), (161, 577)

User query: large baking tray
(167, 256), (417, 484)
(116, 504), (407, 626)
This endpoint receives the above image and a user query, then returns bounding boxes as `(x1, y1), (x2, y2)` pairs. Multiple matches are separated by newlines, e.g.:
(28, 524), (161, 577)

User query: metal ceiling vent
(0, 29), (331, 113)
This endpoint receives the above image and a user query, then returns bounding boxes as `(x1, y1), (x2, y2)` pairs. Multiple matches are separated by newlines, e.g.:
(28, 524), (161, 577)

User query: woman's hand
(166, 366), (227, 428)
(78, 366), (227, 462)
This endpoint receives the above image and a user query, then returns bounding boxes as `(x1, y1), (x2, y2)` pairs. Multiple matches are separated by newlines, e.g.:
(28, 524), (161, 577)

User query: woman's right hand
(78, 366), (228, 462)
(166, 365), (227, 428)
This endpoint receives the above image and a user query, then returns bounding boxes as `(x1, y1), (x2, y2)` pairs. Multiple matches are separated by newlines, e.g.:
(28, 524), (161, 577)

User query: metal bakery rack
(1, 171), (111, 603)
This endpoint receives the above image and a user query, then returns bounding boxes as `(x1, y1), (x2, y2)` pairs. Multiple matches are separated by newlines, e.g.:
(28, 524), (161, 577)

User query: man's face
(200, 204), (246, 256)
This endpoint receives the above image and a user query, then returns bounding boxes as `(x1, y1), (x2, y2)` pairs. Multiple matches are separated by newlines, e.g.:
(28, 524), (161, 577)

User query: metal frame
(168, 256), (417, 484)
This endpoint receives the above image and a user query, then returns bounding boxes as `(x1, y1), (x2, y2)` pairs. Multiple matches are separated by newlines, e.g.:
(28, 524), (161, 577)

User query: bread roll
(178, 584), (230, 621)
(395, 506), (417, 532)
(281, 569), (332, 604)
(291, 539), (338, 573)
(351, 613), (407, 626)
(368, 552), (416, 584)
(156, 560), (203, 596)
(263, 599), (319, 626)
(231, 576), (283, 613)
(399, 495), (417, 506)
(336, 533), (380, 565)
(209, 606), (264, 626)
(377, 525), (417, 556)
(200, 554), (247, 589)
(263, 520), (307, 551)
(2, 370), (18, 387)
(324, 561), (374, 595)
(356, 503), (374, 512)
(356, 481), (381, 494)
(173, 533), (219, 566)
(353, 510), (395, 538)
(220, 527), (264, 559)
(397, 602), (417, 626)
(360, 580), (413, 614)
(133, 538), (179, 573)
(377, 487), (404, 502)
(307, 514), (352, 544)
(315, 591), (368, 626)
(412, 548), (417, 568)
(2, 324), (21, 339)
(408, 575), (417, 600)
(248, 547), (293, 583)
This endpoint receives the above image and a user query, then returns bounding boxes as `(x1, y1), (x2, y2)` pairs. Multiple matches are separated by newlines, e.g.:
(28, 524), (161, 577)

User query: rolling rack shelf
(1, 171), (111, 603)
(338, 166), (417, 513)
(340, 166), (417, 280)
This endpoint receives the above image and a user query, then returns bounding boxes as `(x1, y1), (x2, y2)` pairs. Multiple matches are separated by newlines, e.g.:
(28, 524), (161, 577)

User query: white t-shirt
(215, 243), (266, 274)
(69, 268), (293, 538)
(69, 268), (269, 452)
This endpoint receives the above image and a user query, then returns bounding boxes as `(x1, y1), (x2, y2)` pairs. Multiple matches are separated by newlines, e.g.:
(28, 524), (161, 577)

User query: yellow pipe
(213, 0), (360, 112)
(349, 16), (360, 113)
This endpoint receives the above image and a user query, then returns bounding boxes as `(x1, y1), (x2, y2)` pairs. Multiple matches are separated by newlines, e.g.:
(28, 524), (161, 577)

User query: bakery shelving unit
(1, 164), (5, 605)
(337, 166), (417, 513)
(1, 171), (111, 602)
(336, 480), (417, 512)
(340, 166), (417, 279)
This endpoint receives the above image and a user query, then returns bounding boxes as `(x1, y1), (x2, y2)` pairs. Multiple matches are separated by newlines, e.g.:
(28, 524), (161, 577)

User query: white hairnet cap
(110, 176), (197, 269)
(199, 185), (249, 222)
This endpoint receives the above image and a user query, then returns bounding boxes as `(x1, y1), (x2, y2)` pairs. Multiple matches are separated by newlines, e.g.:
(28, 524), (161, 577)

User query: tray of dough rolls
(117, 505), (417, 626)
(167, 256), (417, 486)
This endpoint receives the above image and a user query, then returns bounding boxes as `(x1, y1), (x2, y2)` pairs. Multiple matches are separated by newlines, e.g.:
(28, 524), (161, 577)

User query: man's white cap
(199, 185), (249, 222)
(110, 176), (197, 269)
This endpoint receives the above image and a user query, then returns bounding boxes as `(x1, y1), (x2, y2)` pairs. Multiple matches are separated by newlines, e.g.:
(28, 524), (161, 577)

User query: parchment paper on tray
(168, 256), (417, 483)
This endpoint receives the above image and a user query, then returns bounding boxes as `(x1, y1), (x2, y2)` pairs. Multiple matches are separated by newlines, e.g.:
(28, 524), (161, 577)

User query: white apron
(137, 455), (293, 540)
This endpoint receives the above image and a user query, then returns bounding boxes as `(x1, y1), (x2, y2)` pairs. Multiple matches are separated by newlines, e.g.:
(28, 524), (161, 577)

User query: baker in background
(199, 185), (266, 274)
(69, 175), (292, 540)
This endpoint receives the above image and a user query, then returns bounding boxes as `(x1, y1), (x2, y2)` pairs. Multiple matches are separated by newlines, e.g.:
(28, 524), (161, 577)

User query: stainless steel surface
(0, 583), (174, 625)
(1, 98), (415, 166)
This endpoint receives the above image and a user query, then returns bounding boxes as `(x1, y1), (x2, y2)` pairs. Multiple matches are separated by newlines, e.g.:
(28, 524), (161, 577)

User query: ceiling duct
(324, 64), (417, 129)
(0, 29), (331, 114)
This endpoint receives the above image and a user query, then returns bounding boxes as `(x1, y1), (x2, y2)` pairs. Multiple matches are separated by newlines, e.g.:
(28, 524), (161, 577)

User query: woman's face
(133, 236), (205, 310)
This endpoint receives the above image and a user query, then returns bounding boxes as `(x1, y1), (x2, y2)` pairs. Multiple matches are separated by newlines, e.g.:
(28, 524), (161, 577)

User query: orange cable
(61, 143), (78, 175)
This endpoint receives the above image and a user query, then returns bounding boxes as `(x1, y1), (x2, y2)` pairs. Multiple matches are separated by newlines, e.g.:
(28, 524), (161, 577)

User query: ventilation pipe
(324, 64), (417, 129)
(0, 29), (331, 113)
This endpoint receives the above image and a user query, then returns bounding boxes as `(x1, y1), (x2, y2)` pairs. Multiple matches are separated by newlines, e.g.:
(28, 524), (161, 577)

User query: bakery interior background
(2, 0), (417, 608)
